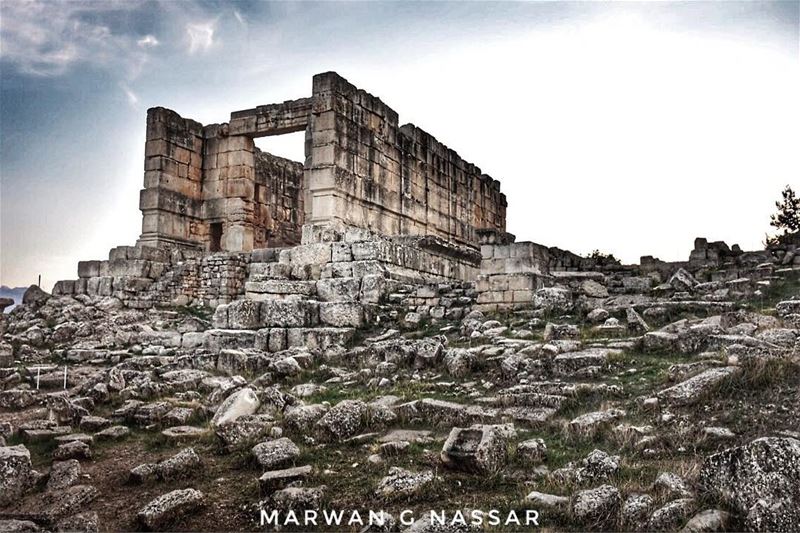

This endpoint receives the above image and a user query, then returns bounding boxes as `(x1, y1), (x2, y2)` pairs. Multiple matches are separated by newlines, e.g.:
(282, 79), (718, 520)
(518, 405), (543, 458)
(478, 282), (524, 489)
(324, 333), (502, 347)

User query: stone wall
(253, 149), (304, 248)
(304, 72), (506, 247)
(54, 247), (249, 308)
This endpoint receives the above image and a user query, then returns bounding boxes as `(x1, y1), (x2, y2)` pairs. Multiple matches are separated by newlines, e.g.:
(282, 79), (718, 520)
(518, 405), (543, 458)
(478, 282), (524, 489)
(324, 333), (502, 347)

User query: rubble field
(1, 268), (799, 532)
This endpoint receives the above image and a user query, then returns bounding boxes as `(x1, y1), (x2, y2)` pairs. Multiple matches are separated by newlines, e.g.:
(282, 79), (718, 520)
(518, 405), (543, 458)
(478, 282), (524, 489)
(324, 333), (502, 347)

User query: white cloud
(137, 35), (159, 48)
(0, 0), (155, 77)
(186, 21), (215, 54)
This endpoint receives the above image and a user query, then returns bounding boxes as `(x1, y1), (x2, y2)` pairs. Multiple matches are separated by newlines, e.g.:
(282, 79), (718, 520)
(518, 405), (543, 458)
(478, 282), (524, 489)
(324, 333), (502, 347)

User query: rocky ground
(1, 268), (799, 532)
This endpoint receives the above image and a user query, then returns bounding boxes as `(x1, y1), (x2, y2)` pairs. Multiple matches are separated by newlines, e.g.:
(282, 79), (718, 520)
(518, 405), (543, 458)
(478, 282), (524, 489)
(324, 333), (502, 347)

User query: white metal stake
(36, 367), (41, 390)
(63, 365), (68, 389)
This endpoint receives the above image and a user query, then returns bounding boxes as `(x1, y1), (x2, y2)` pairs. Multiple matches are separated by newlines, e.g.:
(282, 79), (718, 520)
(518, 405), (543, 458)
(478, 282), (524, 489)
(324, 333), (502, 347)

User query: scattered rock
(252, 437), (300, 470)
(376, 467), (434, 500)
(440, 424), (508, 474)
(137, 488), (205, 530)
(699, 437), (800, 532)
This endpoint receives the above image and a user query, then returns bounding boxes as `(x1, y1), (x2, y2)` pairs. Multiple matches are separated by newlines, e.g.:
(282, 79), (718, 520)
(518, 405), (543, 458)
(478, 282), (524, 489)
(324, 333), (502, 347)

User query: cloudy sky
(1, 0), (798, 290)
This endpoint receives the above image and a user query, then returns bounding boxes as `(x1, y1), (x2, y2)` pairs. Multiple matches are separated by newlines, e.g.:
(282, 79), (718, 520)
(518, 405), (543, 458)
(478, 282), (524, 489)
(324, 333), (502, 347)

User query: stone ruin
(5, 71), (800, 533)
(49, 71), (799, 337)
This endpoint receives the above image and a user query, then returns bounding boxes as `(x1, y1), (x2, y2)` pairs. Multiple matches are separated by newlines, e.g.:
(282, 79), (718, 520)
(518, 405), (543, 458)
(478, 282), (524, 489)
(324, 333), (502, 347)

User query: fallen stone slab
(258, 465), (313, 493)
(130, 448), (201, 483)
(137, 488), (205, 530)
(526, 490), (569, 510)
(568, 409), (626, 438)
(44, 484), (98, 520)
(94, 425), (130, 441)
(47, 460), (81, 491)
(375, 467), (434, 500)
(0, 519), (40, 532)
(657, 367), (740, 407)
(161, 426), (209, 443)
(395, 398), (498, 427)
(269, 486), (325, 512)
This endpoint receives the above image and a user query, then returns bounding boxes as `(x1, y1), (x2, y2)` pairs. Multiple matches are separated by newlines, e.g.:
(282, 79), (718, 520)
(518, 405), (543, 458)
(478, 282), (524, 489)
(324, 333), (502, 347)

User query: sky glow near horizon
(1, 0), (798, 290)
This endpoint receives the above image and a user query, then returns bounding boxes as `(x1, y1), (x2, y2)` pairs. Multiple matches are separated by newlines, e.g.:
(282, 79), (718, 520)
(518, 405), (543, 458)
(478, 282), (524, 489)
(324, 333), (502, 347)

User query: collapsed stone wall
(53, 246), (249, 309)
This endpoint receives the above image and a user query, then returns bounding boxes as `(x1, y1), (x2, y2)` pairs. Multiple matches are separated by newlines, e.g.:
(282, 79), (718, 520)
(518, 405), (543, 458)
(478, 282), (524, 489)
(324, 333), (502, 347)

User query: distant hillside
(0, 285), (27, 312)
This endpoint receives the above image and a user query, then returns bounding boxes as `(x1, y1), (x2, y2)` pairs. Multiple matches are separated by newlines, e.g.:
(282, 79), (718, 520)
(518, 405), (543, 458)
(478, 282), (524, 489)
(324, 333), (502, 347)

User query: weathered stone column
(137, 107), (204, 249)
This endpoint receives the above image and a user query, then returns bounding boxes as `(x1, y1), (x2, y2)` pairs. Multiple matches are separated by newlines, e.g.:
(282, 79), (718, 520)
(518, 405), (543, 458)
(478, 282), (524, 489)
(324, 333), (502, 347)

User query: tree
(586, 249), (619, 265)
(767, 185), (800, 245)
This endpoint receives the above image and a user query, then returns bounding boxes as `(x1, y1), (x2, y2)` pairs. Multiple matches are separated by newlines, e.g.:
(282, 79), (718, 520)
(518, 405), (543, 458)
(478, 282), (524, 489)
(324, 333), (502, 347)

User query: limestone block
(268, 328), (288, 352)
(290, 243), (332, 266)
(78, 261), (101, 279)
(244, 280), (316, 296)
(316, 278), (360, 302)
(260, 301), (319, 328)
(331, 243), (352, 262)
(286, 328), (355, 351)
(108, 259), (151, 278)
(225, 300), (261, 329)
(319, 302), (364, 328)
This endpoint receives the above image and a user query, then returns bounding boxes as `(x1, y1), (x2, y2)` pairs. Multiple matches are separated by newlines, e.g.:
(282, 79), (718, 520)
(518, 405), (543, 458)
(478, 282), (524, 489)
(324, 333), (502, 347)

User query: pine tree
(770, 185), (800, 238)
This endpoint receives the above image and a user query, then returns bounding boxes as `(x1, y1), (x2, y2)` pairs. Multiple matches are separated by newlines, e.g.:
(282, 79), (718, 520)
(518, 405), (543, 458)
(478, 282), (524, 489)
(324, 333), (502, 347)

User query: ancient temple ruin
(137, 72), (507, 253)
(51, 71), (779, 332)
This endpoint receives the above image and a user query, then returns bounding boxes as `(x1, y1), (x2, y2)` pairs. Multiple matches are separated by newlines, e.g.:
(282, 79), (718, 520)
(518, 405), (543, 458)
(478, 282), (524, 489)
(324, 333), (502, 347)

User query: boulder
(680, 509), (730, 532)
(657, 367), (739, 406)
(53, 441), (91, 461)
(47, 459), (81, 491)
(137, 488), (205, 530)
(0, 297), (14, 313)
(647, 498), (695, 531)
(0, 445), (36, 505)
(443, 348), (476, 378)
(699, 437), (800, 532)
(440, 425), (509, 474)
(252, 438), (300, 470)
(375, 467), (434, 500)
(315, 400), (367, 441)
(572, 484), (622, 528)
(516, 438), (547, 464)
(22, 285), (50, 307)
(210, 387), (260, 428)
(586, 308), (610, 324)
(284, 404), (329, 433)
(620, 493), (654, 530)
